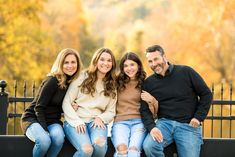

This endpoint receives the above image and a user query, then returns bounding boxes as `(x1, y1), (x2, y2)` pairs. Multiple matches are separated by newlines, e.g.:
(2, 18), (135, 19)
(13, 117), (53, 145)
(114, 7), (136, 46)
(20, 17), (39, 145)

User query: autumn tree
(0, 0), (56, 86)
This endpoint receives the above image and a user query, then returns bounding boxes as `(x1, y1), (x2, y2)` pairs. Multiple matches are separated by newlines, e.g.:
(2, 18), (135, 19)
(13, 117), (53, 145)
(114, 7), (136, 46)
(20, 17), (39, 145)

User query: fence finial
(0, 80), (7, 93)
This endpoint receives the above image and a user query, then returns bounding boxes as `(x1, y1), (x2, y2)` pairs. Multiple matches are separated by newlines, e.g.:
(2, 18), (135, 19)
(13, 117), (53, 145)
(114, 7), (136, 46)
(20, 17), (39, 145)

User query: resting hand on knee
(189, 118), (200, 128)
(76, 124), (86, 134)
(91, 117), (105, 129)
(150, 127), (163, 143)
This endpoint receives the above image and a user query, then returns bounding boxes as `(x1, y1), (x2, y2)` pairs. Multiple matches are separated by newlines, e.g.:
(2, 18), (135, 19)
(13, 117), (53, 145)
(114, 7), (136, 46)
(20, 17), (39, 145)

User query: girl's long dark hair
(117, 52), (146, 92)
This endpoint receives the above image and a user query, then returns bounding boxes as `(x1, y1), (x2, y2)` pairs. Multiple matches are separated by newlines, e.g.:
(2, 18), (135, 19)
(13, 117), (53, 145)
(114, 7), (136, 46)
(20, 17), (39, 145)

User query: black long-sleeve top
(21, 76), (68, 134)
(140, 64), (213, 132)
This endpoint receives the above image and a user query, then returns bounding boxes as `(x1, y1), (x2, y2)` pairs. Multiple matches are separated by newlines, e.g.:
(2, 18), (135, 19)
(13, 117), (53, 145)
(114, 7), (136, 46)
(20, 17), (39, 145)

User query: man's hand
(189, 118), (200, 127)
(150, 127), (163, 143)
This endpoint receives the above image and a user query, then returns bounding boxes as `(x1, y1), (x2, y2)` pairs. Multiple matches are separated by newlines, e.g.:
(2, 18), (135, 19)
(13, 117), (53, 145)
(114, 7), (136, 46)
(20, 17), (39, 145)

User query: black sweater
(140, 65), (212, 132)
(21, 76), (68, 133)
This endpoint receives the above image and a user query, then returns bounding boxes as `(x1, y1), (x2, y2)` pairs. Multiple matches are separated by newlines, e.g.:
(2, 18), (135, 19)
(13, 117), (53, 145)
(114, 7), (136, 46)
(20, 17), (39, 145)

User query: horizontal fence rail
(0, 80), (235, 138)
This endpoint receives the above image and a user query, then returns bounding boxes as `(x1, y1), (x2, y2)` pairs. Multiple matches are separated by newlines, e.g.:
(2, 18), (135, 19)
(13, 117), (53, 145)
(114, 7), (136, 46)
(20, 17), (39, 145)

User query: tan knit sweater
(114, 80), (141, 122)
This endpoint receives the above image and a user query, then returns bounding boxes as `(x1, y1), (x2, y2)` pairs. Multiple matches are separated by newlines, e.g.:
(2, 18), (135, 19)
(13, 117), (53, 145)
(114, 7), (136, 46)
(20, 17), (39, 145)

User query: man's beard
(152, 60), (167, 74)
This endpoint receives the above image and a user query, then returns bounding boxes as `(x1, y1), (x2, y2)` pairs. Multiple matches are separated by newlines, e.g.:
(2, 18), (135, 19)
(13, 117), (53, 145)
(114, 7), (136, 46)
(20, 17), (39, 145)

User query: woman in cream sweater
(62, 48), (117, 157)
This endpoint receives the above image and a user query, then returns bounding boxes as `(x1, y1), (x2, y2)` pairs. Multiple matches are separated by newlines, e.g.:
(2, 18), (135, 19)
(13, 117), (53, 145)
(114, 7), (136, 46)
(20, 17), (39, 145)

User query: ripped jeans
(111, 118), (147, 157)
(63, 121), (108, 157)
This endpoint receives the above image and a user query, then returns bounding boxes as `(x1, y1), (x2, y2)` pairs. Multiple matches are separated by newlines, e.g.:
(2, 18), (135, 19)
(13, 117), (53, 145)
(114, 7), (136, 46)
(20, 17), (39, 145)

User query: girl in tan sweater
(111, 52), (158, 157)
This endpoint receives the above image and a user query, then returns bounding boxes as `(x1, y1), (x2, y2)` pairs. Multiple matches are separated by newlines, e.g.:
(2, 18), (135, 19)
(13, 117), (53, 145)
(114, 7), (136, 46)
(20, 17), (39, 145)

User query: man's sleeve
(139, 81), (156, 132)
(189, 67), (213, 122)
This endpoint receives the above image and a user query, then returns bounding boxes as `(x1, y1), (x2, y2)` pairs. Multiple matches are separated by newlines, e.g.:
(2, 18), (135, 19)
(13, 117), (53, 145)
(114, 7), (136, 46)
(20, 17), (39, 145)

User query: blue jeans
(64, 121), (108, 157)
(143, 118), (203, 157)
(25, 122), (65, 157)
(111, 118), (147, 157)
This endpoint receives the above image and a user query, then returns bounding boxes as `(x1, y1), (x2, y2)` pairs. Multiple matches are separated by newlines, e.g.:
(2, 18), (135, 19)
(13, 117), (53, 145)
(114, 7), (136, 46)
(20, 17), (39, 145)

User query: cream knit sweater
(62, 71), (117, 128)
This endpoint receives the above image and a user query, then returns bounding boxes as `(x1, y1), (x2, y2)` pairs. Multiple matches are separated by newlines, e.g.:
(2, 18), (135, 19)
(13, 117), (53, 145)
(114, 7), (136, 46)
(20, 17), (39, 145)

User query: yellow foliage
(1, 0), (235, 135)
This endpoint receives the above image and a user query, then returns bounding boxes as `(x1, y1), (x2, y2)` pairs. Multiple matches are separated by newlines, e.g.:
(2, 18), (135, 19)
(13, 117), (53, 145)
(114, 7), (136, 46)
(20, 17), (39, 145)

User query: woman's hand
(91, 117), (105, 129)
(76, 124), (86, 134)
(141, 90), (159, 118)
(141, 90), (158, 105)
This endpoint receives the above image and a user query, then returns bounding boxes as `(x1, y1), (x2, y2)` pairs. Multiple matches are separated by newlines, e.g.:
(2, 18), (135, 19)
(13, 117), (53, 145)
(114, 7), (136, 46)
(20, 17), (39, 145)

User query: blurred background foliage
(1, 0), (235, 89)
(0, 0), (235, 136)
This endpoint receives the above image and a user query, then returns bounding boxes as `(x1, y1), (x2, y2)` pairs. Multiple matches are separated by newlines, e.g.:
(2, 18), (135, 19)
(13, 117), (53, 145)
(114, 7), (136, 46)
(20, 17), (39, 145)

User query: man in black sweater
(140, 45), (212, 157)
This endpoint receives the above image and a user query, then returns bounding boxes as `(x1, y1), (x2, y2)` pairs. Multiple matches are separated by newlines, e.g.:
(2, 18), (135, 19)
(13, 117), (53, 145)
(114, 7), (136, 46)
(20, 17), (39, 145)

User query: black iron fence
(0, 80), (235, 137)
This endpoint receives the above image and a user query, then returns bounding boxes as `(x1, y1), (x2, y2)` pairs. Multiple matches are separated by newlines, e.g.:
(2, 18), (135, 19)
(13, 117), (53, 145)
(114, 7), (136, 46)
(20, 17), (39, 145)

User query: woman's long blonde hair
(80, 48), (116, 98)
(48, 48), (82, 89)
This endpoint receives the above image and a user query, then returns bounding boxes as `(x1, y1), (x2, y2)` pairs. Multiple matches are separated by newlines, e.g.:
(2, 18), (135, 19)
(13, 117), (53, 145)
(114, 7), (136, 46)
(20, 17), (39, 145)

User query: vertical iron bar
(229, 81), (232, 138)
(0, 80), (8, 135)
(220, 82), (223, 138)
(211, 83), (214, 138)
(13, 80), (17, 135)
(23, 81), (26, 110)
(202, 117), (204, 137)
(32, 81), (35, 97)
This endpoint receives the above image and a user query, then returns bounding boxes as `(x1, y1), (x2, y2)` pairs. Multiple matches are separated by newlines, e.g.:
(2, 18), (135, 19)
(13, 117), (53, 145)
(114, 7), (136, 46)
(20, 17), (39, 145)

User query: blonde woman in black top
(21, 48), (82, 157)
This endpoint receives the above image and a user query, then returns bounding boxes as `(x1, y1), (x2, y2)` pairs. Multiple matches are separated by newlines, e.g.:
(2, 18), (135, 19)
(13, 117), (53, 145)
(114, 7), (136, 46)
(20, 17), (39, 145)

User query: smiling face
(146, 51), (168, 76)
(96, 52), (113, 78)
(123, 59), (138, 80)
(62, 54), (78, 76)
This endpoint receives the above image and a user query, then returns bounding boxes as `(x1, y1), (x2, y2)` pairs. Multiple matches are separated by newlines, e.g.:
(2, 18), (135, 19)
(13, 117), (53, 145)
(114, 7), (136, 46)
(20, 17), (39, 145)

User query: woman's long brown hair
(80, 48), (117, 98)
